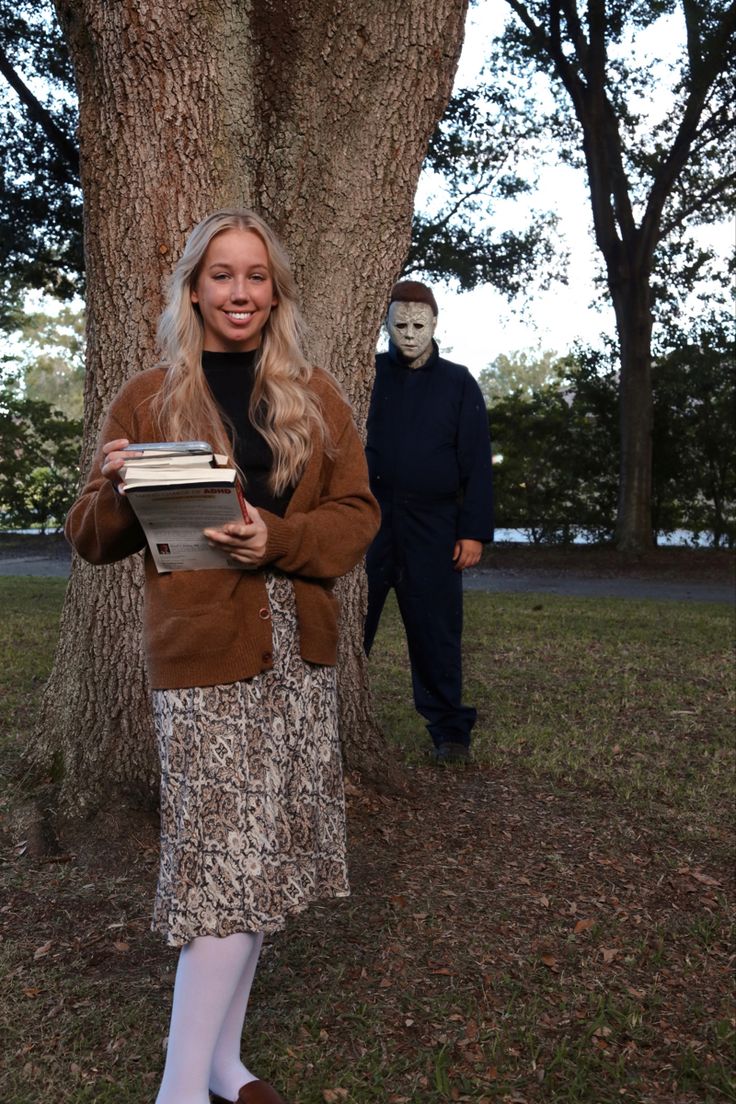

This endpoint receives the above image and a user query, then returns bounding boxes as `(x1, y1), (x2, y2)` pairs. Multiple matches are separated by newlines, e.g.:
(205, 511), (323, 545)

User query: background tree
(652, 316), (735, 547)
(21, 0), (470, 816)
(404, 80), (562, 292)
(4, 304), (85, 419)
(0, 383), (82, 532)
(478, 348), (561, 405)
(0, 303), (84, 532)
(0, 0), (81, 327)
(488, 325), (735, 546)
(489, 350), (619, 542)
(491, 0), (736, 552)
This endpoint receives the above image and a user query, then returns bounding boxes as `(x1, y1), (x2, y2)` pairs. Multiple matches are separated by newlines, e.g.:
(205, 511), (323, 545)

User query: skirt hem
(153, 887), (351, 948)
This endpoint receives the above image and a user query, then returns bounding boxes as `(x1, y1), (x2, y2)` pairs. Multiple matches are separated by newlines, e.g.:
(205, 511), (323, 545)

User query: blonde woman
(66, 210), (380, 1104)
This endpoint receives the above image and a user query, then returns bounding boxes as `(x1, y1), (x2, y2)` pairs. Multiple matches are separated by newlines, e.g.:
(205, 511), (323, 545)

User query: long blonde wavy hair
(156, 209), (325, 495)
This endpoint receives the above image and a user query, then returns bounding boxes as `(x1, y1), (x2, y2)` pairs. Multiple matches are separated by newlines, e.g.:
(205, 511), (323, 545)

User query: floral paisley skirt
(150, 573), (349, 947)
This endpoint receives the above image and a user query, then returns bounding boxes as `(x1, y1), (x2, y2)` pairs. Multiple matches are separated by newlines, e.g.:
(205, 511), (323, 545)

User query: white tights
(155, 930), (264, 1104)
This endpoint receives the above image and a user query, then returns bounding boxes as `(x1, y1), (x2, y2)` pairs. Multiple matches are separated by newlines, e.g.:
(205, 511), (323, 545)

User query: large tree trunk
(27, 0), (469, 814)
(610, 275), (655, 554)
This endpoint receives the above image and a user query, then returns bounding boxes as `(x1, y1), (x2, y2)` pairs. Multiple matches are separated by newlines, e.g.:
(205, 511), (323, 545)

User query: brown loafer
(240, 1084), (287, 1104)
(211, 1082), (287, 1104)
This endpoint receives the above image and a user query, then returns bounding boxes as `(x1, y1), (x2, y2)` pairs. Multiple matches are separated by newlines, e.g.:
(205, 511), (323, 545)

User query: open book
(121, 442), (251, 573)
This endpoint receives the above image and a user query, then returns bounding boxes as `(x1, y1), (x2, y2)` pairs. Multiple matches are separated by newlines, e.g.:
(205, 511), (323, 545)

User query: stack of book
(120, 441), (251, 573)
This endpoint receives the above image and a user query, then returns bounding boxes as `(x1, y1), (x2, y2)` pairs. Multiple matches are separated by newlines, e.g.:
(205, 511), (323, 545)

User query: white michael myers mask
(387, 301), (437, 364)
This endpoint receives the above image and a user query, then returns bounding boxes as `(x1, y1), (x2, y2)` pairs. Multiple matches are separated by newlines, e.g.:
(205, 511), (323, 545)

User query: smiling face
(387, 301), (437, 365)
(191, 228), (278, 352)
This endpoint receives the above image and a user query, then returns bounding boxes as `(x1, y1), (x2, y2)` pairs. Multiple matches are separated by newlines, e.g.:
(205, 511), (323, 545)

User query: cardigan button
(262, 651), (273, 664)
(258, 607), (270, 620)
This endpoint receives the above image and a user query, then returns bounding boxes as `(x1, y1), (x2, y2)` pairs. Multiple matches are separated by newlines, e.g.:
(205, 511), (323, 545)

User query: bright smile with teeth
(225, 311), (254, 321)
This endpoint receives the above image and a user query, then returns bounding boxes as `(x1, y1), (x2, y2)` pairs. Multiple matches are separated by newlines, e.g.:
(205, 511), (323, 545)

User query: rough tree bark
(26, 0), (469, 814)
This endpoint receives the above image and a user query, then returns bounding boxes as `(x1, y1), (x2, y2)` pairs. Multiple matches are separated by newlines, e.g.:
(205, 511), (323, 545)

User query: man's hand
(452, 539), (483, 571)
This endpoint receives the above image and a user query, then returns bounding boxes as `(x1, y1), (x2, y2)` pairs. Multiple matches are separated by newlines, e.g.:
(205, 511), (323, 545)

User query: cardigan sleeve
(260, 413), (380, 579)
(64, 383), (149, 565)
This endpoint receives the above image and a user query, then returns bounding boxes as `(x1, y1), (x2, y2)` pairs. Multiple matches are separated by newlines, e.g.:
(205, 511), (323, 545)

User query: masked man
(364, 280), (493, 763)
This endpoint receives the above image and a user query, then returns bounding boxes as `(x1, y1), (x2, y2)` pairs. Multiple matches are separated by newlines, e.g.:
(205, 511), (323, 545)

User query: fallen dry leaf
(574, 918), (595, 933)
(691, 870), (722, 887)
(676, 866), (722, 887)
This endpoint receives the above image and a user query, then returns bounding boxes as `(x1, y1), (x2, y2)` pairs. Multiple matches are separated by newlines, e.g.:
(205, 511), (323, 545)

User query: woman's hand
(204, 504), (268, 568)
(101, 438), (140, 493)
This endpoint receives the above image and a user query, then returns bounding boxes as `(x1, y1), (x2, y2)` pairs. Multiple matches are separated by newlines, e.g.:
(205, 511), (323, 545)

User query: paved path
(1, 551), (733, 603)
(0, 554), (72, 578)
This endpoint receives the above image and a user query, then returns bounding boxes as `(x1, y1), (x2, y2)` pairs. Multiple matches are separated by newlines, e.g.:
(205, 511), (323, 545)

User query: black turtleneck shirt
(202, 350), (294, 517)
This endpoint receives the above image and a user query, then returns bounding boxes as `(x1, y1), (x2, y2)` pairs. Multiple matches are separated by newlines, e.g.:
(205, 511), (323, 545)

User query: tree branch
(559, 0), (588, 67)
(420, 173), (501, 236)
(504, 0), (549, 48)
(639, 0), (736, 262)
(659, 169), (736, 240)
(0, 45), (79, 177)
(682, 0), (703, 73)
(552, 1), (634, 266)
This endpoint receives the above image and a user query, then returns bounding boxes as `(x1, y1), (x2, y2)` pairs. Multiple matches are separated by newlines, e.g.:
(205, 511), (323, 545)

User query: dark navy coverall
(364, 340), (493, 749)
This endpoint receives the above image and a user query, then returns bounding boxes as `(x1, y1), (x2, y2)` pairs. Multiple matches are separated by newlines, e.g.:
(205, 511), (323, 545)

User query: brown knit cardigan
(66, 366), (380, 689)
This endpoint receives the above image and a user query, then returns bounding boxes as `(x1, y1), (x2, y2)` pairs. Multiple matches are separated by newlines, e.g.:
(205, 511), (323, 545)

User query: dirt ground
(4, 766), (733, 1103)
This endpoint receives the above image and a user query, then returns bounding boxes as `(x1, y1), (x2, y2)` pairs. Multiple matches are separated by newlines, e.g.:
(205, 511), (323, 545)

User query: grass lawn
(1, 577), (734, 1103)
(373, 592), (734, 837)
